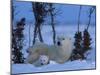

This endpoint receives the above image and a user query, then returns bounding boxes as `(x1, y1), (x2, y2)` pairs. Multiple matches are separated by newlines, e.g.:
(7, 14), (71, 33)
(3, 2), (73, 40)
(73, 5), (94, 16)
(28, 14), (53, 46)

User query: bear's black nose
(57, 41), (61, 46)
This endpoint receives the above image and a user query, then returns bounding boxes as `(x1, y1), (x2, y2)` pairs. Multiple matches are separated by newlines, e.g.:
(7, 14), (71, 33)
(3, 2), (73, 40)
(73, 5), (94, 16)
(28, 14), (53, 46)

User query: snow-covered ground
(12, 25), (96, 74)
(12, 60), (95, 74)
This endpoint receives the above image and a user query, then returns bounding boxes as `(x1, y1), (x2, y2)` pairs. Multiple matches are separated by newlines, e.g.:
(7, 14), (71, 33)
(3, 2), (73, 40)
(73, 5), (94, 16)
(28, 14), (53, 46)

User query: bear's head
(55, 36), (74, 62)
(56, 36), (65, 46)
(56, 36), (72, 46)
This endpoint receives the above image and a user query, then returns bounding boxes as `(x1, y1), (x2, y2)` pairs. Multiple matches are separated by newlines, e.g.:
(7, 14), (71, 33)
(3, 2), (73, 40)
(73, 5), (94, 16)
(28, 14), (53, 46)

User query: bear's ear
(57, 36), (65, 41)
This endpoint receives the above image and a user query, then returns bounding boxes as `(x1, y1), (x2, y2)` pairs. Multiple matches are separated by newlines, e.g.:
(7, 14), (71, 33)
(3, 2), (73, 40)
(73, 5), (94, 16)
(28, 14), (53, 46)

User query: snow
(12, 25), (96, 74)
(12, 48), (96, 74)
(12, 60), (95, 74)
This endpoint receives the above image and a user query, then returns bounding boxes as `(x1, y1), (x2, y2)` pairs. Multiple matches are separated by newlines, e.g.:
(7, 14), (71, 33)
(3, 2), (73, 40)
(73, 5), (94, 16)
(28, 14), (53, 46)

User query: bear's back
(32, 42), (49, 55)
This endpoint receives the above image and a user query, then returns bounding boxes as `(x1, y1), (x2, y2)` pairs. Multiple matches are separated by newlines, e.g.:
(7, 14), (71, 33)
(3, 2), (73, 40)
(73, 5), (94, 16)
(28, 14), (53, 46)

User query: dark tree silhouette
(71, 32), (84, 60)
(82, 6), (95, 53)
(12, 18), (25, 63)
(71, 6), (95, 60)
(32, 2), (48, 45)
(71, 6), (84, 60)
(82, 29), (92, 52)
(48, 4), (56, 44)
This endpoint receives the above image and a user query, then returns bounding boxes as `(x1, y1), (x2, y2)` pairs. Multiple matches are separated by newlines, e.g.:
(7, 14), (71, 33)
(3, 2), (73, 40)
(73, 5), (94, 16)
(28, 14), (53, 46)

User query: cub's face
(39, 55), (49, 65)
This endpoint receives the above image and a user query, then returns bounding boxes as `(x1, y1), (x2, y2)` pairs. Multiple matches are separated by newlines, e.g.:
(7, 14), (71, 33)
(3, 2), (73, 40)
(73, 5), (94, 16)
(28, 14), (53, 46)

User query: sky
(13, 0), (96, 25)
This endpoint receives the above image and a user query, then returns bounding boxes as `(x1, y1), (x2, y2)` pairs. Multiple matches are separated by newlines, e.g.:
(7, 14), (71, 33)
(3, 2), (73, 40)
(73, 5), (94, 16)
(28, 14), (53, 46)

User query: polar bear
(26, 37), (74, 66)
(48, 37), (74, 63)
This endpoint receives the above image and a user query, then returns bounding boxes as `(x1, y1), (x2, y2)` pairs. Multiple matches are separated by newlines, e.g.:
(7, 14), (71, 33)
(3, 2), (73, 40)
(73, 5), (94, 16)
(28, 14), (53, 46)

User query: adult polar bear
(26, 37), (74, 66)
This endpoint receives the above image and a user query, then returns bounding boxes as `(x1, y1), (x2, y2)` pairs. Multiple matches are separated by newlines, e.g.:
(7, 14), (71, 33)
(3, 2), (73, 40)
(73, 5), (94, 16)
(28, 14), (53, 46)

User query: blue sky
(13, 0), (96, 25)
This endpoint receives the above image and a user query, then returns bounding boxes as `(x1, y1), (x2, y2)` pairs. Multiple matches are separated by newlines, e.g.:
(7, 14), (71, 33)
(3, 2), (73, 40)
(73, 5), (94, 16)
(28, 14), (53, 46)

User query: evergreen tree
(12, 18), (25, 63)
(82, 6), (95, 54)
(82, 29), (92, 53)
(71, 6), (84, 60)
(74, 5), (82, 54)
(71, 32), (84, 60)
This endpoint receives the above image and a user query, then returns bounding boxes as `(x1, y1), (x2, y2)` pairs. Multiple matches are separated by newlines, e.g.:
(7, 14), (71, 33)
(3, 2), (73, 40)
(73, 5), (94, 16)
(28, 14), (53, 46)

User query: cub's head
(39, 55), (50, 65)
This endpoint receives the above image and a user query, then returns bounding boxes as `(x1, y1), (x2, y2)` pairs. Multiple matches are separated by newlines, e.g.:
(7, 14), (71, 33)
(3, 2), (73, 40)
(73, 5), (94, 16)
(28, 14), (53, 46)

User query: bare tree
(78, 5), (82, 32)
(86, 6), (95, 30)
(32, 2), (48, 44)
(82, 6), (95, 52)
(48, 4), (56, 44)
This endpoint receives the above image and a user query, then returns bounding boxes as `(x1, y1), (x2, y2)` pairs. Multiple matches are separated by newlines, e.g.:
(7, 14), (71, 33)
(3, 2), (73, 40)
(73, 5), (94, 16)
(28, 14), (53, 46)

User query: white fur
(39, 55), (49, 65)
(57, 38), (74, 63)
(26, 37), (74, 66)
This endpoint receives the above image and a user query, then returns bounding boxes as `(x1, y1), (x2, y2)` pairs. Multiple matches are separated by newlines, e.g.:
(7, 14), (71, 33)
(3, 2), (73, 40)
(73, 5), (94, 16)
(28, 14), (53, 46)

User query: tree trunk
(51, 14), (56, 44)
(32, 2), (44, 45)
(86, 15), (91, 30)
(86, 7), (95, 30)
(33, 23), (38, 45)
(49, 4), (56, 44)
(38, 25), (43, 42)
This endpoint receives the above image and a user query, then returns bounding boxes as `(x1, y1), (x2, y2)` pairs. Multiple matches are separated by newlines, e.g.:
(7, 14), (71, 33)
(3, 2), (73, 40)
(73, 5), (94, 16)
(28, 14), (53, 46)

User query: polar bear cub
(26, 36), (74, 66)
(31, 55), (49, 67)
(39, 55), (49, 65)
